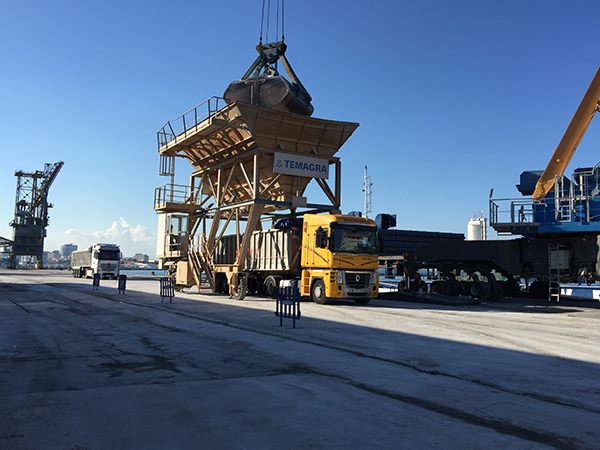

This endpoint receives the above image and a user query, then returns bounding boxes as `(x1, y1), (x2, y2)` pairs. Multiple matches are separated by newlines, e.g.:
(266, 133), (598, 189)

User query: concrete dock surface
(1, 269), (600, 449)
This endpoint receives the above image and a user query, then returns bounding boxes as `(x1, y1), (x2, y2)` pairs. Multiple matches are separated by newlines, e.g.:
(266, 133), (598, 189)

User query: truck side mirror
(316, 227), (328, 249)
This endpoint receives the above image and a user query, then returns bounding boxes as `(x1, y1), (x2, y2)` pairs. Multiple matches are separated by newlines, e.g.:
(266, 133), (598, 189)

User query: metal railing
(157, 97), (225, 149)
(489, 198), (542, 227)
(154, 183), (201, 208)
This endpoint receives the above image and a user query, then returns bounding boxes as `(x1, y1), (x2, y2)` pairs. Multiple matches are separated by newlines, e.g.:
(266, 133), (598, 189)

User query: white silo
(467, 213), (487, 241)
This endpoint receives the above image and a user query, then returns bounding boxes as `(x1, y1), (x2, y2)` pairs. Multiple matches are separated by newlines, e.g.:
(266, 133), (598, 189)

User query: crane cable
(259, 0), (284, 44)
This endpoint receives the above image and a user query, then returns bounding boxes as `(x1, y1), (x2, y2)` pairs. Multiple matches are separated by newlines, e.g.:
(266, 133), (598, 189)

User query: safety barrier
(157, 96), (225, 148)
(92, 273), (100, 290)
(118, 274), (127, 295)
(275, 286), (301, 328)
(160, 277), (175, 303)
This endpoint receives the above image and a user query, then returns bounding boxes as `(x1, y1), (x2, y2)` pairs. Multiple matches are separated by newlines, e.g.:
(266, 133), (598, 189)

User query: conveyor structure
(154, 98), (358, 297)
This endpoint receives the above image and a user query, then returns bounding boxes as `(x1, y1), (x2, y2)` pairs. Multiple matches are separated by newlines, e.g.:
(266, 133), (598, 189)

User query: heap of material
(154, 99), (358, 294)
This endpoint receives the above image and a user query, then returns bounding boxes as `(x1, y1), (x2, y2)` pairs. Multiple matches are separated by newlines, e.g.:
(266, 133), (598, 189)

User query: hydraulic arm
(533, 65), (600, 201)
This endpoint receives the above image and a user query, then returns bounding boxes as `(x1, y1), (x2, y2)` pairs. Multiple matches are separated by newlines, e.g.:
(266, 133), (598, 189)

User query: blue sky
(1, 1), (599, 257)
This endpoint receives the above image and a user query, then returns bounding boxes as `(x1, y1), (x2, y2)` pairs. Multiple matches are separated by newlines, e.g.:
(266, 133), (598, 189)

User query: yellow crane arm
(532, 65), (600, 201)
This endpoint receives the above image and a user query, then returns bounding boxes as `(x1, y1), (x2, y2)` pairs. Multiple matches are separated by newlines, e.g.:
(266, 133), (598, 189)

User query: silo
(467, 217), (487, 241)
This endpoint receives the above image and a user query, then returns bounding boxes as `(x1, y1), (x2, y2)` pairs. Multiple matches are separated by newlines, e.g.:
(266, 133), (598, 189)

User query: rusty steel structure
(154, 98), (358, 297)
(9, 161), (64, 268)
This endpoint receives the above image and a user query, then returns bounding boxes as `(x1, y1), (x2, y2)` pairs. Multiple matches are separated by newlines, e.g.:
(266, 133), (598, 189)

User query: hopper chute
(156, 100), (358, 212)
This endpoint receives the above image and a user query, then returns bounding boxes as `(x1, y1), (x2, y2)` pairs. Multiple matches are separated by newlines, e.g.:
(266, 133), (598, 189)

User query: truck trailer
(71, 243), (121, 279)
(192, 213), (380, 304)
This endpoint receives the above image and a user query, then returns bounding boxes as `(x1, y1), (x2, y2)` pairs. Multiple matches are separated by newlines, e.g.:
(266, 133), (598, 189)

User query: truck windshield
(330, 224), (378, 254)
(96, 250), (120, 260)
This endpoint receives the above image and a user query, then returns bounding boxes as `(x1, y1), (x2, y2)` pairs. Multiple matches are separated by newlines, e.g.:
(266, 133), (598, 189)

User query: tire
(449, 279), (462, 296)
(263, 275), (280, 298)
(485, 274), (503, 302)
(353, 297), (371, 305)
(460, 280), (470, 296)
(488, 281), (503, 302)
(431, 280), (450, 295)
(469, 281), (491, 300)
(430, 281), (444, 295)
(311, 279), (329, 305)
(232, 276), (247, 300)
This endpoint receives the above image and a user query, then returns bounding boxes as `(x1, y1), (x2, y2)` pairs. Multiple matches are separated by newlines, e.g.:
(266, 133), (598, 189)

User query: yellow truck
(215, 213), (379, 304)
(300, 214), (379, 304)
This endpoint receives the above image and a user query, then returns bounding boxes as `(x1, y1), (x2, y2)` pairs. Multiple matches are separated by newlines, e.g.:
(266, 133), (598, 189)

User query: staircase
(188, 235), (215, 291)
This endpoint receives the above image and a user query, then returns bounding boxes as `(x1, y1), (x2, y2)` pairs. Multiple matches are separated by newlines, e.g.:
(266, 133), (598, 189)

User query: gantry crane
(9, 161), (64, 268)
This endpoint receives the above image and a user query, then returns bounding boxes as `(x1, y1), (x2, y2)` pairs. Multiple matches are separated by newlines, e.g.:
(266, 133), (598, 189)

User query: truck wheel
(353, 297), (371, 305)
(469, 281), (491, 301)
(488, 281), (504, 302)
(311, 279), (329, 305)
(485, 274), (503, 302)
(430, 281), (449, 295)
(263, 275), (280, 298)
(232, 277), (247, 300)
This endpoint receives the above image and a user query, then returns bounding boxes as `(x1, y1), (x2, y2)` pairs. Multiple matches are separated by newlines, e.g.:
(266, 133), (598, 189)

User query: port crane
(389, 64), (600, 302)
(9, 161), (64, 268)
(490, 64), (600, 238)
(533, 65), (600, 201)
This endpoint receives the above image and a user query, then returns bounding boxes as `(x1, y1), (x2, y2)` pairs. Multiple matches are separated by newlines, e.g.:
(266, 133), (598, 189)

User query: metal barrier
(160, 277), (175, 303)
(275, 286), (301, 328)
(92, 273), (100, 290)
(118, 274), (127, 295)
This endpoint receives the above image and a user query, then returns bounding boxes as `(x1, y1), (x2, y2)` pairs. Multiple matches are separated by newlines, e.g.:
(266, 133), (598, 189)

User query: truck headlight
(371, 271), (378, 285)
(337, 270), (344, 284)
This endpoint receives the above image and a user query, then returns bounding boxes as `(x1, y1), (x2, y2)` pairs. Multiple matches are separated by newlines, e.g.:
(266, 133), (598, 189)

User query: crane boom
(532, 64), (600, 201)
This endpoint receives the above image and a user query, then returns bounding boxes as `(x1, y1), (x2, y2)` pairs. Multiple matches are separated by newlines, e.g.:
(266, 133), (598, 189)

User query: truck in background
(71, 243), (121, 279)
(211, 214), (380, 304)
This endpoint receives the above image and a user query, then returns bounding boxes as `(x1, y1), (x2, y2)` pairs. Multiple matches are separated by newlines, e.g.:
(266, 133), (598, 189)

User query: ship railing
(154, 183), (202, 209)
(157, 97), (225, 149)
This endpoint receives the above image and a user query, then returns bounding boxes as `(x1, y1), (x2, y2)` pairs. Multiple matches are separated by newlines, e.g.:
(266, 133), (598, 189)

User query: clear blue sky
(1, 0), (599, 257)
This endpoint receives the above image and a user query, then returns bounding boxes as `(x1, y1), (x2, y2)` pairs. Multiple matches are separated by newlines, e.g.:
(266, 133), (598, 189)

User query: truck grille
(345, 272), (369, 289)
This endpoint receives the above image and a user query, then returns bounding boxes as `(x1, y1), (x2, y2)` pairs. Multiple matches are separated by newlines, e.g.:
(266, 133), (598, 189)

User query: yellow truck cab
(300, 214), (379, 304)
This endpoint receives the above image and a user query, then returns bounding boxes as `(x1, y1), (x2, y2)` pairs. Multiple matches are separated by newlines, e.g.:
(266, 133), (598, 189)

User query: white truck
(71, 243), (121, 279)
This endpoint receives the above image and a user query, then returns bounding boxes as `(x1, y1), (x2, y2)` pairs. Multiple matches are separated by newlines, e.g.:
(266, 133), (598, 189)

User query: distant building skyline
(61, 243), (77, 258)
(133, 253), (149, 263)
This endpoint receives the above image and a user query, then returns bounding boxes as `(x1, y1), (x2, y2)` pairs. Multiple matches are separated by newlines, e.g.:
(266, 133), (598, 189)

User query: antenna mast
(363, 165), (372, 219)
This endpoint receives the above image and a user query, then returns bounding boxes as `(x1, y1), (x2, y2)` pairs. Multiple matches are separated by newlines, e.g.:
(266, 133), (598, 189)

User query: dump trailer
(212, 214), (379, 304)
(71, 243), (121, 279)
